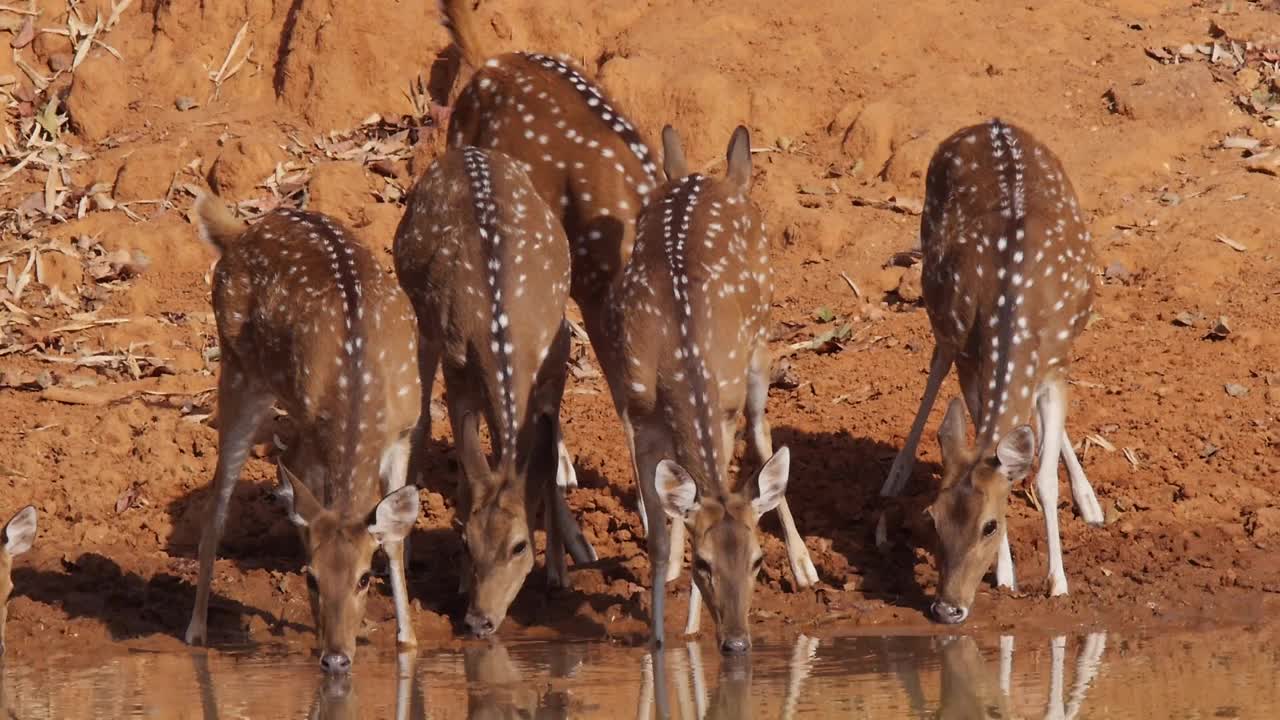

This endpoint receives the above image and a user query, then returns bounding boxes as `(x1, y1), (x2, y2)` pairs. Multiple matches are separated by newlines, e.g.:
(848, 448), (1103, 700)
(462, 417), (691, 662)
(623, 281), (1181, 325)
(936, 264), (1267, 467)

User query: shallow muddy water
(0, 626), (1274, 718)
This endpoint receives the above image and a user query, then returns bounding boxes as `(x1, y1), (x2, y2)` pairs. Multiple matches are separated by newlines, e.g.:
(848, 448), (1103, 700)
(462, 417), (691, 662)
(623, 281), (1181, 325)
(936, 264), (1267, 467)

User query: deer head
(0, 506), (36, 655)
(927, 398), (1034, 623)
(456, 413), (559, 637)
(278, 466), (420, 672)
(655, 447), (790, 653)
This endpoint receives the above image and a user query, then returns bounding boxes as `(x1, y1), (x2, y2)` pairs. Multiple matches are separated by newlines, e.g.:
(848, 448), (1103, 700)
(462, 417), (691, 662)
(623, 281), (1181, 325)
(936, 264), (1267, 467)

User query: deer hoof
(184, 621), (207, 647)
(790, 553), (819, 589)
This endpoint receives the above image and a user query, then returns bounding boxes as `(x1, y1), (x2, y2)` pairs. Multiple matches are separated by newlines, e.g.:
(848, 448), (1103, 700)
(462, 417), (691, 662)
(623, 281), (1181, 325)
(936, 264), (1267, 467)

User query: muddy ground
(0, 0), (1278, 659)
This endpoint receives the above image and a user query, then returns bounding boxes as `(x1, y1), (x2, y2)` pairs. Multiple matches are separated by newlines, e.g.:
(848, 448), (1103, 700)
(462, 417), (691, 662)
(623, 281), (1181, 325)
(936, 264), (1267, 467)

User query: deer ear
(662, 125), (687, 182)
(277, 461), (324, 528)
(3, 505), (37, 557)
(937, 397), (970, 466)
(751, 446), (790, 518)
(995, 425), (1036, 482)
(725, 125), (752, 191)
(368, 485), (421, 546)
(654, 460), (698, 519)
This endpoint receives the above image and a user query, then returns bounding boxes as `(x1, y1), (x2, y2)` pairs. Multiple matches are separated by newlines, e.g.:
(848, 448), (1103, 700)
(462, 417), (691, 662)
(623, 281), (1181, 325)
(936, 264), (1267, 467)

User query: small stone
(1104, 261), (1131, 283)
(1225, 383), (1249, 398)
(175, 96), (198, 111)
(1247, 507), (1280, 540)
(1102, 500), (1121, 526)
(1206, 316), (1231, 340)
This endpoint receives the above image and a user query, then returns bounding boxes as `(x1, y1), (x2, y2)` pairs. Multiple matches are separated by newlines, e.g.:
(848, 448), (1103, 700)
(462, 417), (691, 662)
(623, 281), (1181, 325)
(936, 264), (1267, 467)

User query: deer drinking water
(878, 119), (1105, 624)
(605, 125), (815, 653)
(185, 195), (423, 673)
(394, 147), (594, 638)
(0, 505), (36, 655)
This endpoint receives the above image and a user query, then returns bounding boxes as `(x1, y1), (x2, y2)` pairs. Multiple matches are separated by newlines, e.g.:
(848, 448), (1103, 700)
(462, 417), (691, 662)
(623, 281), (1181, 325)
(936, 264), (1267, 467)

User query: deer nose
(720, 636), (751, 654)
(931, 600), (969, 625)
(320, 652), (352, 674)
(465, 612), (496, 637)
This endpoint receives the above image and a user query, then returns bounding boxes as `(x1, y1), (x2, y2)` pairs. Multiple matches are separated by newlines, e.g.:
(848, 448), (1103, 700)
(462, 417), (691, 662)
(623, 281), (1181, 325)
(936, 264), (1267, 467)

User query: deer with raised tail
(878, 119), (1105, 624)
(436, 0), (660, 494)
(185, 195), (423, 673)
(0, 505), (36, 655)
(605, 125), (817, 653)
(393, 147), (595, 638)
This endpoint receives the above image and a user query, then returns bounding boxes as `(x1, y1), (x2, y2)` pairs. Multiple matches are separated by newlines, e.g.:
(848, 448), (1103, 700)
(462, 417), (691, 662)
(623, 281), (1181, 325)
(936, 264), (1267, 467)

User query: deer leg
(447, 398), (480, 596)
(748, 346), (817, 588)
(379, 435), (417, 646)
(670, 641), (695, 720)
(688, 640), (709, 718)
(782, 634), (820, 720)
(1061, 430), (1104, 527)
(539, 323), (595, 572)
(683, 582), (702, 636)
(544, 467), (569, 590)
(996, 528), (1017, 591)
(1064, 632), (1107, 720)
(409, 329), (442, 487)
(665, 515), (686, 585)
(635, 423), (671, 648)
(999, 635), (1015, 700)
(186, 363), (274, 646)
(1045, 636), (1067, 720)
(394, 651), (417, 720)
(882, 346), (954, 497)
(636, 652), (654, 720)
(1035, 383), (1069, 597)
(618, 411), (650, 539)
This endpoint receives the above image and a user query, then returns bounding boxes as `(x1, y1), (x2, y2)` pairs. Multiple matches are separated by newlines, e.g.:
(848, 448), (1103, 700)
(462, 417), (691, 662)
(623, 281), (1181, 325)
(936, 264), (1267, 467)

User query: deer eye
(751, 556), (763, 574)
(693, 556), (711, 575)
(511, 540), (529, 557)
(357, 572), (372, 590)
(305, 571), (318, 592)
(982, 520), (999, 538)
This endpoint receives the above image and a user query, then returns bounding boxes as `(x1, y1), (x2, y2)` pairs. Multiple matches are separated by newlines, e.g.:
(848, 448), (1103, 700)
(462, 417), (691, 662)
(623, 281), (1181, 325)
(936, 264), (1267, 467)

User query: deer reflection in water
(463, 640), (586, 719)
(635, 632), (1106, 719)
(638, 634), (820, 720)
(902, 632), (1108, 719)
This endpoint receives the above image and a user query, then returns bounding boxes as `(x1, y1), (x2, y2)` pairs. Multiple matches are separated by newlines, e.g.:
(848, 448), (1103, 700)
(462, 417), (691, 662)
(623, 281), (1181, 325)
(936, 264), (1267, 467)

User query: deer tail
(192, 191), (248, 253)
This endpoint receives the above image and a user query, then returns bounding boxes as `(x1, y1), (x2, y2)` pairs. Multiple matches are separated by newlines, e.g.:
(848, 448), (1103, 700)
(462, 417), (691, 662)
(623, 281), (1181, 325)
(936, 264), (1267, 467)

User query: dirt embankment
(0, 0), (1278, 657)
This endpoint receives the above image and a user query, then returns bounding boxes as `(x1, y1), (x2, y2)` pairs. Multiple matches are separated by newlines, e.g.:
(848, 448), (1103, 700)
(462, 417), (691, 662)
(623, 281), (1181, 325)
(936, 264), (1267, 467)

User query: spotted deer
(185, 195), (423, 673)
(438, 1), (658, 497)
(878, 119), (1105, 624)
(0, 505), (36, 655)
(606, 125), (817, 653)
(393, 147), (595, 638)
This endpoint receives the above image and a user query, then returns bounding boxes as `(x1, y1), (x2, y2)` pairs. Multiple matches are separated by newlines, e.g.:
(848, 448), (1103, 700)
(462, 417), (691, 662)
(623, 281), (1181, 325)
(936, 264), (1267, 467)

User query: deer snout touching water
(878, 119), (1105, 624)
(394, 147), (595, 638)
(605, 125), (816, 653)
(0, 506), (36, 655)
(185, 195), (423, 672)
